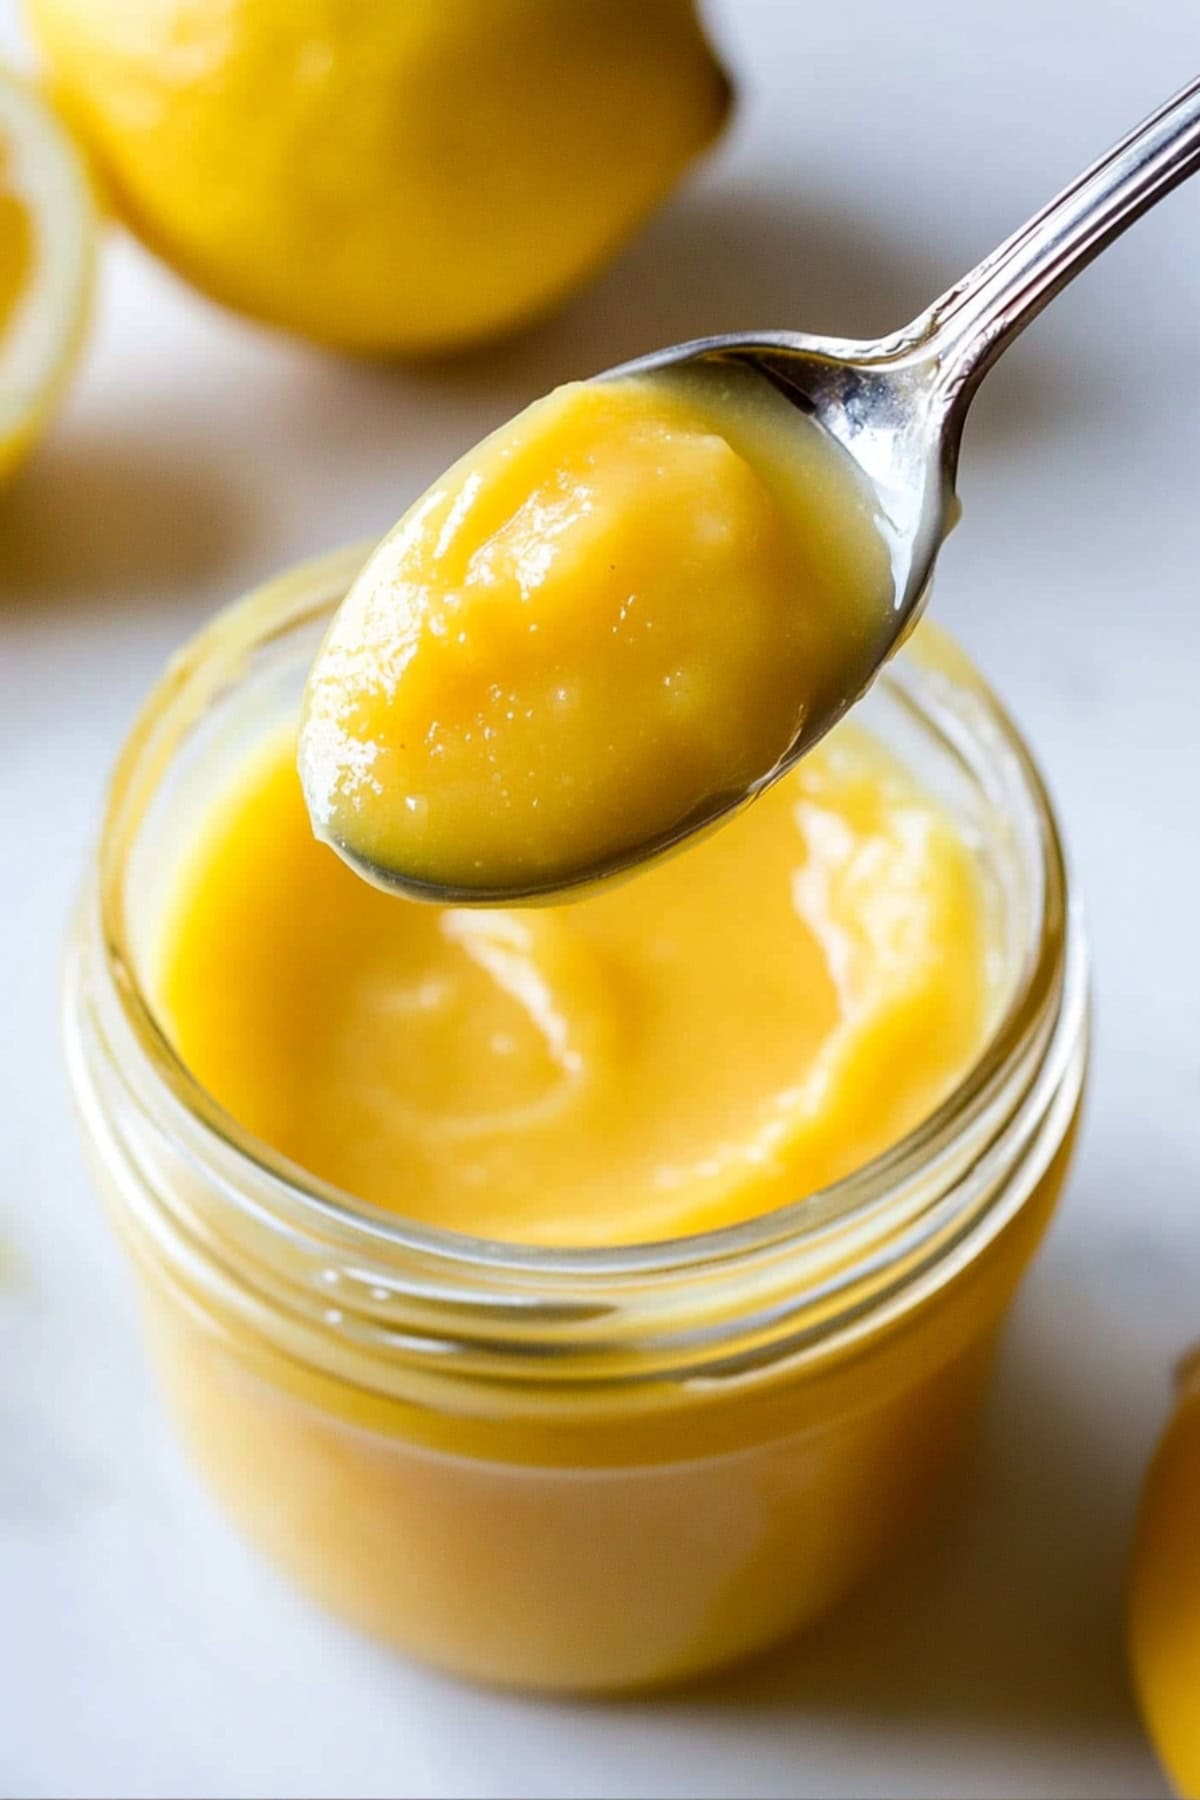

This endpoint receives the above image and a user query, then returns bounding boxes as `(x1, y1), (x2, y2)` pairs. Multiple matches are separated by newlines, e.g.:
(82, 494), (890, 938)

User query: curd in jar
(164, 723), (997, 1245)
(63, 549), (1087, 1693)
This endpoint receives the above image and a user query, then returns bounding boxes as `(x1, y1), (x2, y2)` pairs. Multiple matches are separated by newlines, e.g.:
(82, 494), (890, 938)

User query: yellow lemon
(0, 65), (93, 482)
(1129, 1352), (1200, 1797)
(25, 0), (732, 354)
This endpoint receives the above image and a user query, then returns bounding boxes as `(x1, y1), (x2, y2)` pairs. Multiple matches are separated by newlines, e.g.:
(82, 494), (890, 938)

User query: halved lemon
(0, 66), (93, 483)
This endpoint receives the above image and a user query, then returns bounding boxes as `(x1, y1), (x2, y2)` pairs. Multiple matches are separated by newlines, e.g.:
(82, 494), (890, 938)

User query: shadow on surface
(659, 1260), (1152, 1749)
(0, 426), (258, 605)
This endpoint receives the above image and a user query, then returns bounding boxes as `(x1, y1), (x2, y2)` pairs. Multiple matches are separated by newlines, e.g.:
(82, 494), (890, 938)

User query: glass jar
(62, 545), (1088, 1694)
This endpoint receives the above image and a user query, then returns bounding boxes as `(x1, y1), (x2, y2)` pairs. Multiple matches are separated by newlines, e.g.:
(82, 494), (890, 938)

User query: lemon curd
(64, 551), (1087, 1692)
(162, 723), (996, 1246)
(299, 371), (892, 897)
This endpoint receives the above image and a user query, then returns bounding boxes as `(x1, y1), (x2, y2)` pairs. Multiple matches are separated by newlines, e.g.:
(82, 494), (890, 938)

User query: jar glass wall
(62, 546), (1088, 1693)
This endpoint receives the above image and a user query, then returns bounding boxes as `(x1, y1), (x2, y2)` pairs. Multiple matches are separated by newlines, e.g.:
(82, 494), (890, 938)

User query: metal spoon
(336, 74), (1200, 905)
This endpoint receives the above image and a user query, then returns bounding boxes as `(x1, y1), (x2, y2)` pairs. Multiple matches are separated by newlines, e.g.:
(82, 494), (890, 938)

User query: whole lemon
(25, 0), (731, 354)
(1129, 1354), (1200, 1797)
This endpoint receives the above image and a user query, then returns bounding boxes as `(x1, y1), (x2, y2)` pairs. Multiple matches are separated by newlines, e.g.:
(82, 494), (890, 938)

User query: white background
(2, 1), (1198, 1794)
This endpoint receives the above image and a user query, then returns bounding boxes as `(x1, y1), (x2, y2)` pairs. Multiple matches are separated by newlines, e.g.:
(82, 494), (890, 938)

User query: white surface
(1, 2), (1198, 1794)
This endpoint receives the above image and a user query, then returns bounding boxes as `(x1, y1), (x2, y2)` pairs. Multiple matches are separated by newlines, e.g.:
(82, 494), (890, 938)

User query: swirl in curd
(161, 719), (997, 1246)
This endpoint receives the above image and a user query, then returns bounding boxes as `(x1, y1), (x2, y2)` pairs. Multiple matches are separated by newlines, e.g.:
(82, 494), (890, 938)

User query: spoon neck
(913, 73), (1200, 423)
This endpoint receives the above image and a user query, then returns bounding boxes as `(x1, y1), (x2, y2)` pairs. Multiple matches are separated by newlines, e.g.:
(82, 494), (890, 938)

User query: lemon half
(0, 66), (93, 482)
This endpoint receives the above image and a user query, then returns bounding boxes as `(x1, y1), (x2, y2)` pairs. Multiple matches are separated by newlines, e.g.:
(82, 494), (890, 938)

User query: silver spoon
(330, 74), (1200, 905)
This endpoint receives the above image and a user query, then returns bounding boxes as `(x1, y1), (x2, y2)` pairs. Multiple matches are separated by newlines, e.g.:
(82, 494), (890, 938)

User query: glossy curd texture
(161, 722), (996, 1245)
(299, 372), (891, 896)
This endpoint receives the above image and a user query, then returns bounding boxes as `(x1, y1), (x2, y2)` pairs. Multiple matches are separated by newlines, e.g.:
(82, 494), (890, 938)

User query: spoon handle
(921, 73), (1200, 411)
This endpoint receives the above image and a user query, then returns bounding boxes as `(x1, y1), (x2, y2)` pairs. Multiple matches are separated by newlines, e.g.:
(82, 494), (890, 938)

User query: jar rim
(71, 544), (1087, 1384)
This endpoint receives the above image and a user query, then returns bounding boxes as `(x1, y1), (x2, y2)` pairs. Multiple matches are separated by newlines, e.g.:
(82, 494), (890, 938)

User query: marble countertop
(3, 0), (1198, 1793)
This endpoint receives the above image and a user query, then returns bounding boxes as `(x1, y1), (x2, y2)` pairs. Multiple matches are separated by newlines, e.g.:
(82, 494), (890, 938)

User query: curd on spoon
(299, 366), (893, 900)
